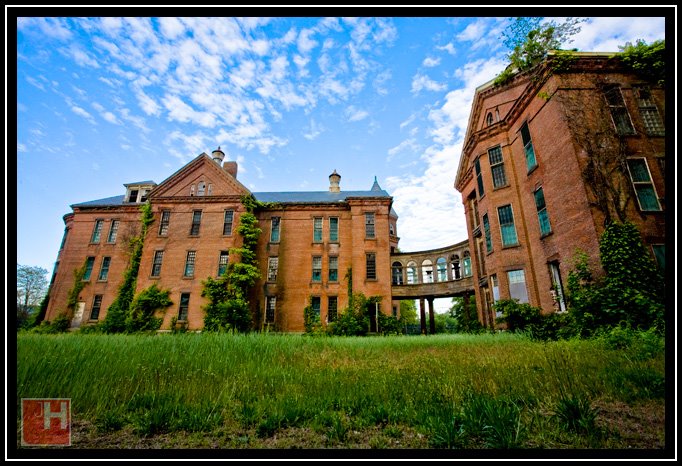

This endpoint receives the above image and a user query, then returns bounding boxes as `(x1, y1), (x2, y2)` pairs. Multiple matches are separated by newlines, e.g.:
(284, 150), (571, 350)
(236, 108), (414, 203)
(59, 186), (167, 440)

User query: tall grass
(16, 332), (664, 448)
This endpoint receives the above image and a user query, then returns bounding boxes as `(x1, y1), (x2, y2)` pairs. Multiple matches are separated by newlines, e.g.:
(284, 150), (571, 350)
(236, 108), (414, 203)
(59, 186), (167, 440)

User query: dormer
(124, 180), (157, 203)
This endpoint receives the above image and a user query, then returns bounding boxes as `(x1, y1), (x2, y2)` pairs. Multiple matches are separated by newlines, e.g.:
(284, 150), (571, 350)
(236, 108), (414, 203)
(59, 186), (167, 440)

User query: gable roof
(253, 189), (391, 204)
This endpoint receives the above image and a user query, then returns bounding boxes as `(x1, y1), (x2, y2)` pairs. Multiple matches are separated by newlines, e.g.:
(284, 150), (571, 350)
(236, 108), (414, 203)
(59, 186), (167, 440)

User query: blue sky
(14, 13), (668, 295)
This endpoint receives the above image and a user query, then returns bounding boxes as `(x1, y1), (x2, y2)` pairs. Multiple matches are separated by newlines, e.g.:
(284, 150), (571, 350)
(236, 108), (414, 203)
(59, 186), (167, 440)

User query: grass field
(16, 331), (666, 452)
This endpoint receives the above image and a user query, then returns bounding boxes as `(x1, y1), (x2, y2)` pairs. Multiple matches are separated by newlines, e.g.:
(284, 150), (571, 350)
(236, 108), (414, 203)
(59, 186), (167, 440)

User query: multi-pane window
(462, 253), (472, 277)
(128, 189), (139, 203)
(190, 210), (202, 236)
(223, 210), (234, 236)
(626, 158), (661, 211)
(534, 187), (552, 236)
(91, 219), (104, 243)
(490, 274), (500, 304)
(218, 251), (229, 276)
(178, 293), (190, 321)
(604, 85), (635, 135)
(107, 220), (119, 243)
(474, 158), (485, 197)
(482, 213), (492, 253)
(392, 261), (403, 285)
(635, 87), (664, 136)
(507, 269), (529, 303)
(312, 256), (322, 282)
(159, 210), (170, 236)
(520, 122), (537, 172)
(98, 257), (111, 281)
(497, 205), (518, 247)
(488, 146), (507, 188)
(365, 213), (375, 239)
(313, 217), (323, 242)
(268, 257), (279, 282)
(90, 295), (103, 320)
(406, 261), (418, 284)
(486, 112), (494, 126)
(421, 260), (433, 283)
(436, 258), (447, 282)
(83, 257), (95, 281)
(270, 217), (281, 242)
(311, 297), (321, 323)
(366, 253), (377, 280)
(328, 256), (338, 282)
(265, 296), (276, 323)
(328, 296), (338, 322)
(151, 251), (164, 277)
(329, 217), (339, 242)
(184, 251), (196, 278)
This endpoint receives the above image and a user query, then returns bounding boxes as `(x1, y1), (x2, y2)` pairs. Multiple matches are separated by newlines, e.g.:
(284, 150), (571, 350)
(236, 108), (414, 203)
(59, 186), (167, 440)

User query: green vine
(124, 283), (173, 332)
(66, 262), (88, 315)
(616, 39), (665, 86)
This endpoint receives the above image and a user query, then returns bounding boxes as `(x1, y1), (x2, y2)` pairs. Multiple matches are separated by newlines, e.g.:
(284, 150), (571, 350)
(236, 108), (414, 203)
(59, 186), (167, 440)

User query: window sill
(182, 276), (195, 280)
(540, 231), (553, 239)
(501, 243), (520, 249)
(149, 275), (160, 279)
(527, 165), (538, 176)
(493, 184), (510, 191)
(96, 279), (108, 283)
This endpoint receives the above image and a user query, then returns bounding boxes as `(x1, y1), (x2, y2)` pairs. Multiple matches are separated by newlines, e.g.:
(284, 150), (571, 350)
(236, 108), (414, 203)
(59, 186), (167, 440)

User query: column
(428, 298), (436, 334)
(419, 298), (426, 335)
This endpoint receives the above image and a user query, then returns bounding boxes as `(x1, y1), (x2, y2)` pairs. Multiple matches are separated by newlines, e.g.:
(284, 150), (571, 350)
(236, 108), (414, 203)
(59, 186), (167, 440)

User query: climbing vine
(124, 283), (173, 332)
(617, 39), (665, 86)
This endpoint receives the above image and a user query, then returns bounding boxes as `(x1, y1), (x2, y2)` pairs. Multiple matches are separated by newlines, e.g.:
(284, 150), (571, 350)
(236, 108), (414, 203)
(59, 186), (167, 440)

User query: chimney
(211, 146), (225, 164)
(329, 170), (341, 193)
(223, 161), (238, 179)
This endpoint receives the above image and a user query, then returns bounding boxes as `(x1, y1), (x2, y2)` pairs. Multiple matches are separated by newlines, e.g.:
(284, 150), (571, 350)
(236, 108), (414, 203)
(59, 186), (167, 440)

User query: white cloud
(25, 76), (45, 91)
(158, 17), (185, 40)
(387, 138), (420, 161)
(422, 56), (441, 67)
(163, 94), (215, 128)
(346, 106), (369, 122)
(17, 143), (28, 153)
(437, 43), (456, 55)
(411, 73), (447, 94)
(297, 28), (318, 54)
(456, 19), (487, 42)
(70, 104), (96, 124)
(569, 17), (665, 52)
(68, 45), (100, 68)
(136, 90), (161, 116)
(303, 119), (323, 140)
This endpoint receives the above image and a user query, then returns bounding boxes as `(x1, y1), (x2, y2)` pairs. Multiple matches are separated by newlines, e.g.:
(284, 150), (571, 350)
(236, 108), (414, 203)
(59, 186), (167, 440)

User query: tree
(448, 296), (483, 334)
(17, 264), (48, 327)
(398, 300), (418, 325)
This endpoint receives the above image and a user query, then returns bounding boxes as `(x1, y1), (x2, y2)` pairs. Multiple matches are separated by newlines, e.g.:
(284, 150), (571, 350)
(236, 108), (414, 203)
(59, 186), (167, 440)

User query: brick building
(455, 51), (666, 326)
(45, 148), (400, 332)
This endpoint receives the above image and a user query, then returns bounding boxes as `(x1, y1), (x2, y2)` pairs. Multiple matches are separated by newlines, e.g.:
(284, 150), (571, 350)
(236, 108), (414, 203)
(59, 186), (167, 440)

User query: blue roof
(253, 190), (390, 204)
(72, 195), (126, 207)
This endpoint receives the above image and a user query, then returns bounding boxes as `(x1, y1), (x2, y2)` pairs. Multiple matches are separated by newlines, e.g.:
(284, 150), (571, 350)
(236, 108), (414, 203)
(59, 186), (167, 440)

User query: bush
(494, 299), (574, 341)
(124, 284), (172, 333)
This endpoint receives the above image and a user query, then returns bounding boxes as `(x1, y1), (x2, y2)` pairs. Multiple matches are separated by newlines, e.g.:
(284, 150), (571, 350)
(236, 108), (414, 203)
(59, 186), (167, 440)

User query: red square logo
(21, 398), (71, 446)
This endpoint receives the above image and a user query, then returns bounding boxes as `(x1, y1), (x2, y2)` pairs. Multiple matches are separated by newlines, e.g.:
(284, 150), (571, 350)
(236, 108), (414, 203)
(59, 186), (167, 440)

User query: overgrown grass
(16, 332), (665, 449)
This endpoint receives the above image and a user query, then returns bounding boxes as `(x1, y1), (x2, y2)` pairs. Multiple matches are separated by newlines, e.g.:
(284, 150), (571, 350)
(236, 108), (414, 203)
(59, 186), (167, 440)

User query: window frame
(507, 269), (529, 303)
(223, 210), (234, 236)
(329, 217), (339, 242)
(98, 256), (111, 281)
(366, 252), (377, 280)
(184, 251), (196, 278)
(270, 216), (281, 243)
(313, 217), (323, 242)
(603, 84), (636, 136)
(265, 296), (276, 323)
(474, 157), (485, 198)
(497, 204), (519, 247)
(90, 219), (104, 243)
(218, 251), (229, 276)
(151, 250), (164, 277)
(626, 157), (662, 211)
(534, 187), (552, 236)
(328, 256), (338, 282)
(268, 257), (279, 282)
(312, 256), (322, 282)
(327, 296), (338, 323)
(178, 293), (190, 321)
(190, 210), (202, 236)
(159, 210), (170, 236)
(90, 295), (103, 320)
(83, 256), (95, 281)
(488, 145), (507, 189)
(520, 122), (538, 172)
(482, 213), (493, 253)
(365, 212), (376, 239)
(107, 220), (120, 243)
(635, 86), (664, 136)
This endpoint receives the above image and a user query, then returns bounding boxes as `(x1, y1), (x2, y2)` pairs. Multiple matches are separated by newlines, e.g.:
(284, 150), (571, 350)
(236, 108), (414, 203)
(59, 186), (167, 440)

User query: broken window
(91, 219), (104, 243)
(190, 210), (202, 236)
(488, 146), (507, 188)
(482, 213), (492, 253)
(436, 258), (447, 282)
(151, 251), (164, 277)
(407, 261), (418, 284)
(184, 251), (196, 278)
(366, 253), (377, 280)
(474, 157), (485, 198)
(312, 256), (322, 282)
(534, 187), (552, 236)
(365, 213), (375, 239)
(626, 158), (661, 211)
(90, 295), (103, 320)
(604, 85), (636, 135)
(265, 296), (276, 323)
(635, 86), (664, 136)
(218, 251), (229, 276)
(268, 257), (278, 282)
(507, 269), (529, 303)
(392, 261), (404, 285)
(178, 293), (190, 321)
(520, 122), (537, 172)
(497, 204), (518, 247)
(159, 210), (170, 236)
(422, 259), (433, 283)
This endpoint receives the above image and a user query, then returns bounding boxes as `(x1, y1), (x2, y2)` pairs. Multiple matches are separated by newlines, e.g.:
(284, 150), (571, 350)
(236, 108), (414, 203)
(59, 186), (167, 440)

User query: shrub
(124, 284), (173, 333)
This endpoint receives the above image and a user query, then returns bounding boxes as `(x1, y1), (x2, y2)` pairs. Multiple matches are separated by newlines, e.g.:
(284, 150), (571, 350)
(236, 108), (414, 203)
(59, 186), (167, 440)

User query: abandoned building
(455, 51), (666, 327)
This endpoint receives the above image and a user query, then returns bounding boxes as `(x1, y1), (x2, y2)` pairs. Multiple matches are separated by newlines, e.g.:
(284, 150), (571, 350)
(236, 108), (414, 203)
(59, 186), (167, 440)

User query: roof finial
(371, 176), (382, 191)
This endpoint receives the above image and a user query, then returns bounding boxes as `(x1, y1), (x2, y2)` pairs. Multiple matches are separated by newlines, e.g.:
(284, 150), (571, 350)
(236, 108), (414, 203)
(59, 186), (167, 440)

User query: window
(140, 189), (149, 203)
(604, 85), (635, 135)
(549, 262), (566, 312)
(50, 261), (59, 285)
(520, 122), (537, 172)
(312, 256), (322, 282)
(197, 182), (206, 196)
(265, 296), (276, 323)
(98, 257), (111, 281)
(268, 257), (278, 282)
(159, 210), (170, 236)
(450, 255), (461, 280)
(270, 217), (281, 242)
(392, 261), (403, 285)
(507, 269), (529, 303)
(128, 189), (139, 203)
(497, 205), (518, 247)
(190, 185), (195, 196)
(365, 213), (375, 239)
(218, 251), (229, 276)
(626, 158), (661, 211)
(329, 217), (339, 242)
(389, 223), (395, 236)
(474, 158), (485, 197)
(462, 252), (472, 277)
(311, 297), (321, 323)
(178, 293), (190, 321)
(90, 295), (103, 320)
(488, 146), (507, 188)
(190, 210), (202, 236)
(313, 217), (323, 242)
(534, 187), (552, 236)
(223, 210), (234, 236)
(184, 251), (196, 278)
(107, 220), (119, 243)
(422, 259), (433, 283)
(469, 195), (480, 230)
(491, 274), (500, 304)
(366, 253), (377, 280)
(635, 87), (664, 136)
(651, 244), (665, 270)
(83, 257), (95, 281)
(482, 213), (492, 253)
(151, 251), (164, 277)
(406, 261), (418, 284)
(91, 219), (104, 243)
(486, 112), (494, 126)
(436, 258), (447, 282)
(60, 228), (69, 250)
(328, 256), (338, 282)
(328, 297), (338, 322)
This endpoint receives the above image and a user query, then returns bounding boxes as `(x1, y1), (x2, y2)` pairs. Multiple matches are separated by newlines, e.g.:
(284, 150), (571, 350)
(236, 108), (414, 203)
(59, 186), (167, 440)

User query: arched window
(486, 112), (494, 126)
(422, 259), (433, 283)
(407, 261), (418, 284)
(462, 251), (472, 277)
(450, 254), (460, 280)
(436, 257), (447, 282)
(197, 182), (206, 196)
(392, 261), (404, 285)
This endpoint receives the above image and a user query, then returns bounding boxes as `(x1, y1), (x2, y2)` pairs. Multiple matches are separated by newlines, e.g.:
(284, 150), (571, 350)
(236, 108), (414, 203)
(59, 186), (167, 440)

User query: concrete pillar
(419, 298), (426, 335)
(428, 298), (436, 334)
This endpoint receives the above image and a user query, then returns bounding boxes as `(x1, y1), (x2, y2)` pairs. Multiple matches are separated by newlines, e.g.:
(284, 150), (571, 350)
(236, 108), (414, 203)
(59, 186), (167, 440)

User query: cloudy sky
(14, 12), (668, 300)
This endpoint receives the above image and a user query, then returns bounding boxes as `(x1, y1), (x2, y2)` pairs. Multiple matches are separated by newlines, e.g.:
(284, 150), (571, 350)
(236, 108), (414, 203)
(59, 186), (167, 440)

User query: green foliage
(169, 316), (189, 334)
(325, 293), (382, 336)
(377, 313), (402, 335)
(303, 296), (321, 334)
(66, 263), (88, 314)
(494, 299), (574, 341)
(618, 39), (665, 86)
(398, 300), (418, 325)
(448, 297), (484, 334)
(553, 395), (600, 436)
(124, 284), (173, 333)
(31, 313), (71, 334)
